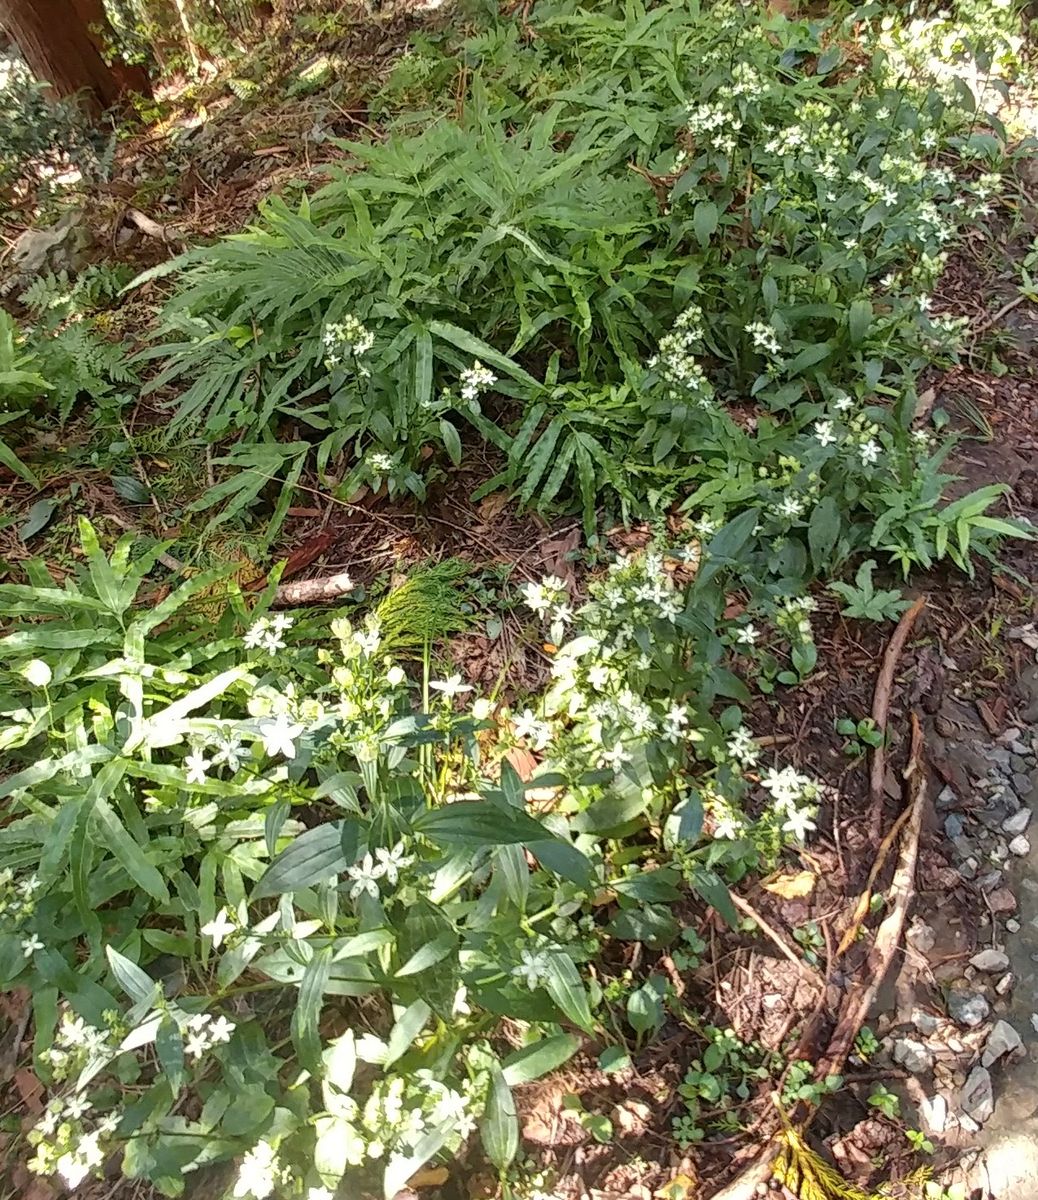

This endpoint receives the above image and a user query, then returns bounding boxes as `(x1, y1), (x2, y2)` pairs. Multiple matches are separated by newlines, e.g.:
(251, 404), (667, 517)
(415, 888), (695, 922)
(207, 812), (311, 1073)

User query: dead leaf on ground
(762, 870), (817, 900)
(407, 1166), (449, 1188)
(655, 1174), (697, 1200)
(505, 745), (539, 781)
(14, 1067), (44, 1113)
(478, 491), (510, 522)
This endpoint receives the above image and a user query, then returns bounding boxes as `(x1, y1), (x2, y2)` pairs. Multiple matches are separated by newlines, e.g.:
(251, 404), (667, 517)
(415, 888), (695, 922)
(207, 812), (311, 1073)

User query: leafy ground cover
(3, 2), (1038, 1200)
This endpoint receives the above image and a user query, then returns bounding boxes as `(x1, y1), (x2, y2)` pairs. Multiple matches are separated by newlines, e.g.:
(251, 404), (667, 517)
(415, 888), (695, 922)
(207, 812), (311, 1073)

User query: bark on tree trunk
(0, 0), (151, 114)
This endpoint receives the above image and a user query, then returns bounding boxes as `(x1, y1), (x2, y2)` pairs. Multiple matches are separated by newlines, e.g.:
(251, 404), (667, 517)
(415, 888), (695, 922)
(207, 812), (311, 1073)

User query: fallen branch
(730, 893), (823, 986)
(126, 207), (184, 245)
(708, 716), (926, 1200)
(272, 570), (356, 608)
(867, 594), (927, 829)
(972, 291), (1027, 338)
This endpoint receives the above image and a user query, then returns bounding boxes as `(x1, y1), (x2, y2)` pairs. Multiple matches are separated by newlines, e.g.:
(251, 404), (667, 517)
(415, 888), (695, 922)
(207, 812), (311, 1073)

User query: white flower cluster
(345, 843), (414, 901)
(521, 574), (574, 647)
(28, 1099), (119, 1190)
(685, 99), (741, 155)
(367, 450), (395, 475)
(323, 315), (374, 366)
(234, 1138), (284, 1199)
(243, 612), (294, 656)
(776, 596), (817, 643)
(183, 1011), (236, 1058)
(648, 304), (713, 404)
(0, 869), (41, 948)
(760, 766), (820, 843)
(40, 1012), (114, 1081)
(745, 320), (781, 357)
(459, 359), (497, 403)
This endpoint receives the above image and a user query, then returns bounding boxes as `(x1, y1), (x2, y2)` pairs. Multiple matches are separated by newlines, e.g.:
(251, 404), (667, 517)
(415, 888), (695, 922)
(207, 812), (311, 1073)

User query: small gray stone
(912, 1008), (941, 1035)
(970, 948), (1010, 973)
(907, 920), (937, 954)
(1002, 727), (1024, 744)
(1009, 835), (1031, 856)
(947, 989), (991, 1028)
(996, 972), (1014, 996)
(1011, 754), (1030, 774)
(959, 858), (979, 881)
(952, 834), (977, 859)
(937, 785), (960, 811)
(1002, 808), (1032, 835)
(960, 1065), (995, 1124)
(1012, 773), (1034, 796)
(945, 813), (965, 839)
(982, 1020), (1022, 1068)
(893, 1037), (935, 1075)
(1007, 918), (1021, 933)
(978, 870), (1004, 892)
(988, 747), (1013, 768)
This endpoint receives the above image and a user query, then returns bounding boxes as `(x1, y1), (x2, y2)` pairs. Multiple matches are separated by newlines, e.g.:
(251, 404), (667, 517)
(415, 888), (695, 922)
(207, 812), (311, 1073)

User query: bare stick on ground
(867, 594), (927, 829)
(272, 571), (357, 608)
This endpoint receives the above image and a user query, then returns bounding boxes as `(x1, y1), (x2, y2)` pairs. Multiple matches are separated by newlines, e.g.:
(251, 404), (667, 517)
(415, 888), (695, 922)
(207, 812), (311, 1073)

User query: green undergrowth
(129, 0), (1032, 578)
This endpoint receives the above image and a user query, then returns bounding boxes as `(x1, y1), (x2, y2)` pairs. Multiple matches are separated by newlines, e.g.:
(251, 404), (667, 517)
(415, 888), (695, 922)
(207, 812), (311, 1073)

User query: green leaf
(848, 298), (872, 347)
(808, 497), (841, 567)
(440, 418), (462, 466)
(156, 1017), (185, 1092)
(19, 498), (59, 541)
(93, 781), (170, 904)
(105, 946), (158, 1006)
(413, 801), (550, 847)
(252, 822), (348, 900)
(481, 1064), (519, 1172)
(690, 866), (738, 929)
(598, 1046), (631, 1073)
(502, 1033), (581, 1086)
(291, 946), (333, 1074)
(543, 953), (595, 1034)
(384, 999), (432, 1066)
(693, 200), (719, 248)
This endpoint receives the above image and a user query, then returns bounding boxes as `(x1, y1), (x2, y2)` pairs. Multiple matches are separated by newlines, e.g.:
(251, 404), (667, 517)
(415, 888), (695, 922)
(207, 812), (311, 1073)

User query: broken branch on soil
(867, 594), (927, 830)
(730, 893), (823, 985)
(272, 570), (356, 608)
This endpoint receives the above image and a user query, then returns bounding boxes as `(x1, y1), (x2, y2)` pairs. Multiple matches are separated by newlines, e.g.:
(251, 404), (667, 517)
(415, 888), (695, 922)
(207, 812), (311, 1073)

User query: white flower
(347, 853), (383, 901)
(201, 908), (236, 949)
(373, 843), (413, 886)
(662, 703), (689, 743)
(21, 659), (52, 688)
(63, 1094), (92, 1119)
(386, 665), (406, 687)
(512, 708), (552, 751)
(859, 439), (881, 466)
(598, 742), (631, 771)
(814, 419), (837, 447)
(259, 712), (303, 759)
(727, 726), (758, 767)
(452, 985), (471, 1017)
(354, 628), (382, 656)
(55, 1152), (91, 1189)
(745, 320), (781, 356)
(243, 619), (268, 651)
(211, 730), (245, 772)
(833, 393), (853, 412)
(185, 1030), (210, 1058)
(459, 360), (497, 402)
(367, 451), (394, 474)
(777, 495), (806, 520)
(21, 933), (43, 957)
(735, 624), (759, 645)
(233, 1140), (281, 1199)
(511, 948), (551, 990)
(430, 674), (473, 700)
(184, 750), (211, 786)
(782, 806), (818, 843)
(323, 315), (374, 364)
(472, 697), (493, 721)
(208, 1015), (236, 1044)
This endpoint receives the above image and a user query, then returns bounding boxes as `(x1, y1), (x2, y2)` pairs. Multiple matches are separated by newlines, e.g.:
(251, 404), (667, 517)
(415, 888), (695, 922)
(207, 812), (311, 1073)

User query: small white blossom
(745, 320), (781, 356)
(727, 726), (758, 767)
(346, 853), (383, 901)
(184, 750), (211, 786)
(21, 933), (43, 956)
(782, 806), (818, 843)
(367, 451), (395, 474)
(211, 730), (245, 773)
(512, 708), (552, 751)
(373, 843), (413, 886)
(233, 1140), (281, 1200)
(735, 624), (759, 646)
(459, 360), (497, 402)
(430, 674), (473, 700)
(21, 659), (52, 688)
(259, 713), (303, 759)
(511, 948), (551, 990)
(814, 419), (837, 447)
(859, 439), (881, 466)
(201, 908), (236, 949)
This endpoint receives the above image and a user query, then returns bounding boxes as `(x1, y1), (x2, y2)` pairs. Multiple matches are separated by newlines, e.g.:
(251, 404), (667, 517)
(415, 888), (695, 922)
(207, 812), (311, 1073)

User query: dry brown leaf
(408, 1166), (449, 1188)
(762, 870), (817, 900)
(505, 745), (539, 782)
(14, 1068), (44, 1113)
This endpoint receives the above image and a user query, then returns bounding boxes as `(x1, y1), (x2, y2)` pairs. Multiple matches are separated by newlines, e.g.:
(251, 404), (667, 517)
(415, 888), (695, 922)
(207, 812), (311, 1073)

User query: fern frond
(773, 1127), (877, 1200)
(375, 560), (472, 652)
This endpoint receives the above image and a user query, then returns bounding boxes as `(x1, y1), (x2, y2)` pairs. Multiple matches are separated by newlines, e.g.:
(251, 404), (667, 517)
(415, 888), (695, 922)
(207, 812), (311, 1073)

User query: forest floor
(3, 5), (1038, 1200)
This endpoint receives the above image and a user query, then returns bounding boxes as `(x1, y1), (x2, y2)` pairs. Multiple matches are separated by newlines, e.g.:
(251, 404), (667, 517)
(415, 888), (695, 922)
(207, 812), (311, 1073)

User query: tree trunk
(0, 0), (151, 114)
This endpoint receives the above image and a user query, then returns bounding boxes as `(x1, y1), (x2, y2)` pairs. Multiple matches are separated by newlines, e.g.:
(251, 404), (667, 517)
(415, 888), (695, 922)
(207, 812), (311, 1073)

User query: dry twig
(730, 893), (823, 986)
(867, 594), (927, 829)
